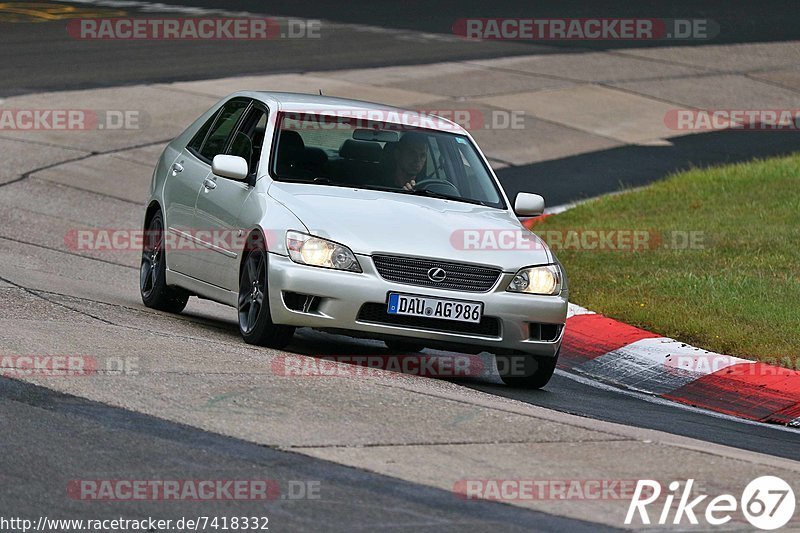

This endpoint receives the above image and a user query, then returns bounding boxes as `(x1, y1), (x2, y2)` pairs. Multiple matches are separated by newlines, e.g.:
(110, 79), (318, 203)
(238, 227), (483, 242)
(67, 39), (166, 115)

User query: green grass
(533, 154), (800, 366)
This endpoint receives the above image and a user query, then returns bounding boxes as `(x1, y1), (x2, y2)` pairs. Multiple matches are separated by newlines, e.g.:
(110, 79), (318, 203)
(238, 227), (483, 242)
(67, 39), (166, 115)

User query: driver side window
(226, 107), (268, 177)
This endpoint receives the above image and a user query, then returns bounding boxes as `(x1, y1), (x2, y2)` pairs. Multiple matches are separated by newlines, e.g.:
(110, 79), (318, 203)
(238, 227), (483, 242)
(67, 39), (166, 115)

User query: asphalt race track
(4, 0), (800, 96)
(1, 378), (609, 532)
(1, 1), (799, 531)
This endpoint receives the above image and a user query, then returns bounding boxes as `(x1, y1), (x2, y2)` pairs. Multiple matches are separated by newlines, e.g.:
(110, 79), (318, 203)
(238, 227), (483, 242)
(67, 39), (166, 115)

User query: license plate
(387, 293), (483, 323)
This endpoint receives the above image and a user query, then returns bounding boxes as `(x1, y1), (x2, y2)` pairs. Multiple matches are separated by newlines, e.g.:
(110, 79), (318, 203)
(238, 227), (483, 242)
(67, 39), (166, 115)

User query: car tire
(384, 340), (425, 353)
(496, 350), (559, 389)
(140, 210), (189, 313)
(238, 245), (295, 348)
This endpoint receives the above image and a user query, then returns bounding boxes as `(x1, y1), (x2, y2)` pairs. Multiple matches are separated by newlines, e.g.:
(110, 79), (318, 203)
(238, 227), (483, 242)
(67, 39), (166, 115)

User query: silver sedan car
(141, 92), (568, 388)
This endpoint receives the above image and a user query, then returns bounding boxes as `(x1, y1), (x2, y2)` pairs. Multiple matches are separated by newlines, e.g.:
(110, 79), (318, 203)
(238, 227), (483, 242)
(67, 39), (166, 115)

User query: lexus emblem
(427, 267), (447, 282)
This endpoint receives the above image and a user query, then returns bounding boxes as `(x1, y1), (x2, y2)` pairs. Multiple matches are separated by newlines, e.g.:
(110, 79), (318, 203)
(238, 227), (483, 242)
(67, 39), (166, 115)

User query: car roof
(229, 90), (468, 134)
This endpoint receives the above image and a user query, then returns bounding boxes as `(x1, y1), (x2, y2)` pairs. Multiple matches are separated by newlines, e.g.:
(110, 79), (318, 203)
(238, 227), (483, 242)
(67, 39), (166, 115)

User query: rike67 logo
(626, 477), (796, 530)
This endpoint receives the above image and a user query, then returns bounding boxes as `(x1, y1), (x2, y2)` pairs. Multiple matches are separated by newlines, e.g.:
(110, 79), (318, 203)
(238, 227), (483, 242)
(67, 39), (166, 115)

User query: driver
(389, 131), (427, 190)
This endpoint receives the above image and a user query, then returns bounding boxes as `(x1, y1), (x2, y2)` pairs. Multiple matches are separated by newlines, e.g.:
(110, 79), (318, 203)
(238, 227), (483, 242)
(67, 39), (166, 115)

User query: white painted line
(544, 186), (655, 216)
(555, 368), (800, 435)
(567, 302), (595, 318)
(57, 0), (259, 17)
(544, 201), (580, 215)
(615, 337), (754, 373)
(571, 336), (758, 396)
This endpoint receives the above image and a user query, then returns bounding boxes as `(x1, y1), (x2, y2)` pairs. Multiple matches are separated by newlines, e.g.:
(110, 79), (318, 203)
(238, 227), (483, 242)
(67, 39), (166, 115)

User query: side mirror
(514, 193), (545, 216)
(212, 154), (248, 181)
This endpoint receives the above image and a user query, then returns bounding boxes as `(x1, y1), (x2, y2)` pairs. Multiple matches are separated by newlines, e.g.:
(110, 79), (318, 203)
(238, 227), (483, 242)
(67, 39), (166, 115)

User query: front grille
(372, 255), (501, 292)
(357, 303), (501, 337)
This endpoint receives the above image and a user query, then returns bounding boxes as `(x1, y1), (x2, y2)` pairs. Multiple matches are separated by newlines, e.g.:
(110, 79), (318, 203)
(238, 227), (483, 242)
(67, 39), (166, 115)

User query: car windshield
(271, 112), (505, 208)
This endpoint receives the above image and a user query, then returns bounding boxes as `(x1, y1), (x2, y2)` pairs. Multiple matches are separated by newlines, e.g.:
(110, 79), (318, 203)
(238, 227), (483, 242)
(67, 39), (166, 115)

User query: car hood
(268, 182), (552, 271)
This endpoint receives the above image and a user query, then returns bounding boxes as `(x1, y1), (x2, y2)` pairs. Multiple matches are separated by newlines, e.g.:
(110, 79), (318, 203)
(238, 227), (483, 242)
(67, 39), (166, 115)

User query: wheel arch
(239, 227), (269, 277)
(143, 200), (162, 230)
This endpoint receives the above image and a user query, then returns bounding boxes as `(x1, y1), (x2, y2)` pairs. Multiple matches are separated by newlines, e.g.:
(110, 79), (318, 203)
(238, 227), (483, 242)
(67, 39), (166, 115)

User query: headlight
(286, 231), (361, 272)
(507, 264), (561, 295)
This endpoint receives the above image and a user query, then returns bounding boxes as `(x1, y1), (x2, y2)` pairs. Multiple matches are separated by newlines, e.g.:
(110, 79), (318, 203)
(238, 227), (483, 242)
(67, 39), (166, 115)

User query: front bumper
(267, 254), (567, 357)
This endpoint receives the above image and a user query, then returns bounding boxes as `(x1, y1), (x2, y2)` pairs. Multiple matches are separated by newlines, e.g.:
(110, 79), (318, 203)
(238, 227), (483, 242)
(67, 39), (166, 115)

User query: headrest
(339, 139), (382, 162)
(278, 130), (305, 156)
(381, 141), (397, 163)
(230, 131), (253, 161)
(252, 126), (267, 144)
(304, 147), (328, 166)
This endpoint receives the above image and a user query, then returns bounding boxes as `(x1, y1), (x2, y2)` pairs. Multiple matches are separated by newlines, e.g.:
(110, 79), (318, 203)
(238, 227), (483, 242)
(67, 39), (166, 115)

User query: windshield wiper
(279, 176), (341, 185)
(402, 188), (491, 206)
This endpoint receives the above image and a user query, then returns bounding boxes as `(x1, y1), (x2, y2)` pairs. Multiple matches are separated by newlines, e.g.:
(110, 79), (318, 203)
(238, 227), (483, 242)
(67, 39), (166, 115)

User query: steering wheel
(413, 178), (460, 196)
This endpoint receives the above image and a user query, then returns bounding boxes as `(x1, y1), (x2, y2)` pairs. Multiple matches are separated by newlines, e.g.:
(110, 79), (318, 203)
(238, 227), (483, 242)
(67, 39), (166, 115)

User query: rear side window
(189, 99), (250, 163)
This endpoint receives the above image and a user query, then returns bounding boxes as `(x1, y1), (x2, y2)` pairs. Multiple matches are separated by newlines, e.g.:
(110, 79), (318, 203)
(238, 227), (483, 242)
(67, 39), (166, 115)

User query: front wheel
(238, 247), (295, 348)
(496, 351), (559, 389)
(140, 211), (189, 313)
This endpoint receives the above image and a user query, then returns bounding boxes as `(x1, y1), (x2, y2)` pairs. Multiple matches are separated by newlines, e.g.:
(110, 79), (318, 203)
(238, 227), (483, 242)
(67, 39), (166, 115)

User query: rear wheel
(238, 246), (295, 348)
(384, 340), (425, 353)
(140, 211), (189, 313)
(496, 351), (559, 389)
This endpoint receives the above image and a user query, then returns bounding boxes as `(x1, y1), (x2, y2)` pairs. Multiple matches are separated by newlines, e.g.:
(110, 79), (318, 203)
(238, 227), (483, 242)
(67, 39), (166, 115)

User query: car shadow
(171, 306), (502, 384)
(286, 328), (503, 385)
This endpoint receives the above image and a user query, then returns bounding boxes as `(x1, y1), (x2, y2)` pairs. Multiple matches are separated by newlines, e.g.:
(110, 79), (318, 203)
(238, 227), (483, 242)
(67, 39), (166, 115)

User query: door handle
(171, 162), (184, 175)
(203, 177), (217, 190)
